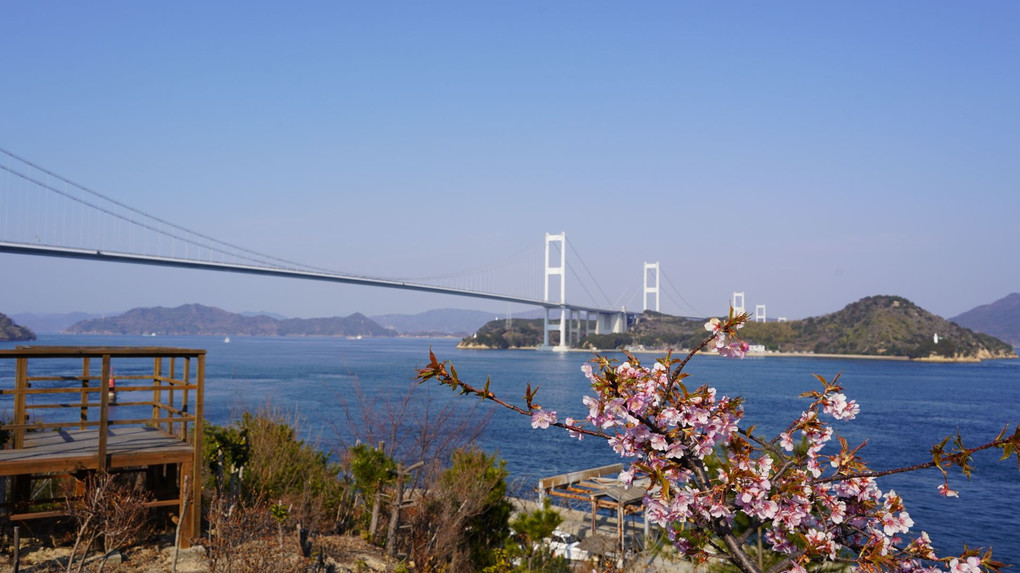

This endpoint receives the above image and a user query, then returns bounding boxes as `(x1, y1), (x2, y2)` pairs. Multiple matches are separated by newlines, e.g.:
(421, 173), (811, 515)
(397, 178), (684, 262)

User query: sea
(2, 334), (1018, 566)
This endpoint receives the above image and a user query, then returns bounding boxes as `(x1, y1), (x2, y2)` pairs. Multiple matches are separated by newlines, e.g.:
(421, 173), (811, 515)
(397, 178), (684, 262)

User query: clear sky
(2, 2), (1018, 320)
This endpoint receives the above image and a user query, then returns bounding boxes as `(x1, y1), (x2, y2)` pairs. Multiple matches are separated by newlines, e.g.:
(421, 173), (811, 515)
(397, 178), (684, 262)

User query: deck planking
(0, 425), (193, 476)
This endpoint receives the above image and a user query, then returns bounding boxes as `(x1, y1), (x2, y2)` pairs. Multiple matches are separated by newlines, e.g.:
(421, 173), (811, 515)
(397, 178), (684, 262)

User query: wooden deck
(0, 346), (205, 547)
(537, 463), (649, 557)
(0, 425), (194, 476)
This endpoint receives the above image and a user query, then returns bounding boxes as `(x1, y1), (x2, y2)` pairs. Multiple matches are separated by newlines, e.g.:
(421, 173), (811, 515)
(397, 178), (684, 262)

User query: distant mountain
(10, 312), (104, 334)
(240, 310), (290, 320)
(372, 308), (498, 335)
(0, 312), (36, 342)
(951, 293), (1020, 347)
(371, 308), (544, 335)
(65, 304), (397, 338)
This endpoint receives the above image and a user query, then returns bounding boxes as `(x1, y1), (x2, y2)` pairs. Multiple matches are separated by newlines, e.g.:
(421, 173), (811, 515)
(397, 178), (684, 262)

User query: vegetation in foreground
(4, 381), (667, 572)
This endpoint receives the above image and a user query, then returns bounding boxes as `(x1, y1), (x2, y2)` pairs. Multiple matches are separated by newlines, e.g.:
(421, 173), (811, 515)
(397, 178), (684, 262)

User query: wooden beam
(97, 355), (111, 472)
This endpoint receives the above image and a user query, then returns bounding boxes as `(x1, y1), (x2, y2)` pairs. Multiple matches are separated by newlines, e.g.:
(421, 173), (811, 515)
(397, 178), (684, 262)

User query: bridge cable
(565, 262), (603, 308)
(565, 242), (613, 308)
(660, 268), (707, 318)
(0, 147), (342, 275)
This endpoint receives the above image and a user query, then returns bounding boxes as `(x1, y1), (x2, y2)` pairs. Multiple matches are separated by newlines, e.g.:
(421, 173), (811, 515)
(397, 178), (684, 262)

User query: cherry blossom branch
(812, 434), (1019, 485)
(416, 348), (610, 440)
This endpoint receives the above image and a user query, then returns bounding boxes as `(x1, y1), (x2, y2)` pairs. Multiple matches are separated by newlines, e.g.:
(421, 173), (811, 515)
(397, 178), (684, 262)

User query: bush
(203, 409), (350, 532)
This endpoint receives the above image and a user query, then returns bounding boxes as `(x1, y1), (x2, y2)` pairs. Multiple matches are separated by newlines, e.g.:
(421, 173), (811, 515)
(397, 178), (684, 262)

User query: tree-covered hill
(0, 312), (36, 342)
(65, 304), (397, 337)
(458, 318), (551, 349)
(736, 295), (1014, 360)
(951, 292), (1020, 347)
(459, 296), (1016, 361)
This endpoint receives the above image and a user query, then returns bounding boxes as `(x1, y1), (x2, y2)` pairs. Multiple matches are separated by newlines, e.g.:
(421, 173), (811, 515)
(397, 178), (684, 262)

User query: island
(64, 304), (398, 338)
(458, 295), (1017, 362)
(0, 312), (36, 342)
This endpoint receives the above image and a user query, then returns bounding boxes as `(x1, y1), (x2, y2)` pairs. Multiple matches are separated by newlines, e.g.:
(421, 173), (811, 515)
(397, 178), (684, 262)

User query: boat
(224, 337), (231, 343)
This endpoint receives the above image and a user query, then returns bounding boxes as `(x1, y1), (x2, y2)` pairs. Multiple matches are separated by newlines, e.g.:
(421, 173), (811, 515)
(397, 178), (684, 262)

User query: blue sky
(2, 2), (1018, 320)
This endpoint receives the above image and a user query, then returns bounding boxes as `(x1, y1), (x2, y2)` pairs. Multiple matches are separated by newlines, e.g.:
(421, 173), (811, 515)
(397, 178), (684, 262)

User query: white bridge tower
(543, 232), (568, 350)
(732, 291), (746, 315)
(643, 262), (660, 312)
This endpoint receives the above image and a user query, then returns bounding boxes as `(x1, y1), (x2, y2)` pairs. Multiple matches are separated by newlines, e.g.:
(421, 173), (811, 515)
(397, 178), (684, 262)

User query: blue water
(3, 335), (1018, 565)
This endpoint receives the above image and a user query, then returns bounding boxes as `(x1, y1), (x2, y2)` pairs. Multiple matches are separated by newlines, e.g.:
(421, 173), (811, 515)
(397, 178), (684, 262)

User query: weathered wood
(1, 383), (197, 395)
(4, 346), (206, 358)
(153, 357), (163, 428)
(190, 354), (204, 542)
(537, 463), (622, 492)
(0, 426), (194, 476)
(98, 355), (111, 471)
(80, 357), (90, 429)
(14, 357), (27, 449)
(0, 346), (205, 543)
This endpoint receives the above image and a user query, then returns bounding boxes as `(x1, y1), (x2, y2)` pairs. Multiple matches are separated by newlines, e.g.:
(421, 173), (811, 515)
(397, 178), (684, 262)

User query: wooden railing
(1, 346), (205, 471)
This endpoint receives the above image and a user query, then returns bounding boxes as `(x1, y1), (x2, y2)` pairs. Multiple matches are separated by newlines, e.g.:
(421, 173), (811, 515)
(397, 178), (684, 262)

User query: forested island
(64, 303), (398, 338)
(459, 295), (1017, 361)
(0, 312), (35, 342)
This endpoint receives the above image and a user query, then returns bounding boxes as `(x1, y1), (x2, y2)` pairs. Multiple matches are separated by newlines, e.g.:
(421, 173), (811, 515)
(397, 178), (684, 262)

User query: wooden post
(80, 357), (90, 429)
(190, 354), (204, 544)
(181, 357), (191, 440)
(617, 500), (624, 558)
(14, 357), (27, 449)
(153, 357), (163, 425)
(98, 355), (112, 472)
(178, 462), (195, 549)
(13, 525), (20, 573)
(385, 466), (404, 557)
(167, 357), (176, 434)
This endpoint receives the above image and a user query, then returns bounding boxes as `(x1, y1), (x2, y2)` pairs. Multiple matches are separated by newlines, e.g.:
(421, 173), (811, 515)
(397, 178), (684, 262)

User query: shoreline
(456, 343), (1016, 363)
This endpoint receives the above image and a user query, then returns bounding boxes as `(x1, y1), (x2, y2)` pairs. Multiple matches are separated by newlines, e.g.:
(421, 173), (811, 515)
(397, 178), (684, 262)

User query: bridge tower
(755, 304), (766, 323)
(732, 292), (746, 315)
(643, 262), (660, 312)
(543, 232), (569, 350)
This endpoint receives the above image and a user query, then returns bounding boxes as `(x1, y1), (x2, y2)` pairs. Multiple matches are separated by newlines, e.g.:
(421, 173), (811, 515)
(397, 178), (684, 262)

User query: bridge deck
(0, 425), (194, 476)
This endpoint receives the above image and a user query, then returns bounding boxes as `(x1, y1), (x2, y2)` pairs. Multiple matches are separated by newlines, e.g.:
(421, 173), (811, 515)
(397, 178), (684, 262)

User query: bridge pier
(543, 307), (629, 350)
(594, 310), (628, 335)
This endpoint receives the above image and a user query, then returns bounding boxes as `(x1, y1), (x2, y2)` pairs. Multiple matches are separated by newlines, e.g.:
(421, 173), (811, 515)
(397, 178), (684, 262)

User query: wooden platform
(0, 346), (205, 547)
(0, 425), (194, 476)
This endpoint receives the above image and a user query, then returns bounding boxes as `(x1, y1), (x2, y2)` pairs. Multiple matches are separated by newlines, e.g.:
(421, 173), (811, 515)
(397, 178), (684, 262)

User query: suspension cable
(566, 241), (613, 308)
(661, 268), (706, 317)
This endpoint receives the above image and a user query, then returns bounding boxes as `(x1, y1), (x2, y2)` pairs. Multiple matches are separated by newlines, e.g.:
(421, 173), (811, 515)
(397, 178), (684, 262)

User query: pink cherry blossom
(938, 483), (960, 497)
(950, 556), (983, 573)
(530, 408), (557, 429)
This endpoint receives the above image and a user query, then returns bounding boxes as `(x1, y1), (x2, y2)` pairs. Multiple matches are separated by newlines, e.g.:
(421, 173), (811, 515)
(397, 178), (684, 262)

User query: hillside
(65, 304), (397, 338)
(735, 295), (1014, 360)
(0, 312), (36, 342)
(10, 311), (104, 334)
(458, 318), (551, 349)
(951, 293), (1020, 347)
(460, 296), (1016, 361)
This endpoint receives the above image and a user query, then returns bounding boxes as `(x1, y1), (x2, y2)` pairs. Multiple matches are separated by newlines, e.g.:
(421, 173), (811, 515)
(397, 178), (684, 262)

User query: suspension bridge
(0, 147), (694, 349)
